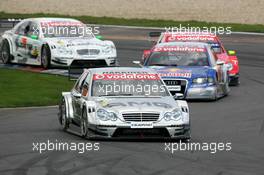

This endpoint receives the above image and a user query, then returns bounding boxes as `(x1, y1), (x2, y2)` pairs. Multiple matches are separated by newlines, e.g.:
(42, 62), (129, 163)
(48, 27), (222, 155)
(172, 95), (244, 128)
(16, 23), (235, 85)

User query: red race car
(143, 32), (240, 86)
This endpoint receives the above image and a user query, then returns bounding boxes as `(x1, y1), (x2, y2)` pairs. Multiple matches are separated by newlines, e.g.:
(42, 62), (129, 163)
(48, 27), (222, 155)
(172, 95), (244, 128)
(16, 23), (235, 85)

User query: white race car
(0, 18), (117, 69)
(59, 67), (191, 140)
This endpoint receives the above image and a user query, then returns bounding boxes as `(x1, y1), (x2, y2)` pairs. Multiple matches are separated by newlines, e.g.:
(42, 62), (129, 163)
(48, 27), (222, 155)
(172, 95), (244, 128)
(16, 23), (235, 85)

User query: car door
(13, 21), (31, 59)
(24, 22), (42, 64)
(71, 71), (89, 119)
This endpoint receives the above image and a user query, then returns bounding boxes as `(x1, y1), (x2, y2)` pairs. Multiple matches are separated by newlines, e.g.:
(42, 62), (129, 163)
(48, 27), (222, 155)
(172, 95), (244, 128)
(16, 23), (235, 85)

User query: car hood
(148, 66), (212, 79)
(92, 96), (178, 113)
(45, 37), (111, 48)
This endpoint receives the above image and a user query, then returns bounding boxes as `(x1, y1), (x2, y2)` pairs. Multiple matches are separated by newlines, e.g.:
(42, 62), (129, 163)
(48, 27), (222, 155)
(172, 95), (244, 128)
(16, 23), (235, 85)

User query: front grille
(77, 49), (100, 56)
(122, 113), (160, 122)
(163, 79), (187, 96)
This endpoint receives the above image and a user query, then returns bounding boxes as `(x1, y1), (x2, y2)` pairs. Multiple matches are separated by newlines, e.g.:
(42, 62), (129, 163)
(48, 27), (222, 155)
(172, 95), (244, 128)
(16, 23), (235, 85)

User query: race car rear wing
(68, 60), (108, 80)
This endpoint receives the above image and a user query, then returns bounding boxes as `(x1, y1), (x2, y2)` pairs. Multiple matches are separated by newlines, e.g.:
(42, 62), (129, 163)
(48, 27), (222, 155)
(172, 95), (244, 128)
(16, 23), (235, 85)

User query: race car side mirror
(72, 91), (81, 98)
(226, 63), (233, 71)
(227, 50), (236, 56)
(173, 93), (184, 100)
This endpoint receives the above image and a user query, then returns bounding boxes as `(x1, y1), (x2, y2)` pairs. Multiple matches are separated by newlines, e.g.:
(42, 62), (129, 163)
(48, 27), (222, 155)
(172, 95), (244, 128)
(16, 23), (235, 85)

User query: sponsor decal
(153, 46), (205, 53)
(130, 122), (153, 129)
(167, 86), (181, 91)
(30, 47), (39, 58)
(165, 35), (216, 42)
(158, 68), (192, 78)
(21, 37), (27, 47)
(105, 102), (173, 109)
(40, 21), (83, 27)
(93, 74), (160, 80)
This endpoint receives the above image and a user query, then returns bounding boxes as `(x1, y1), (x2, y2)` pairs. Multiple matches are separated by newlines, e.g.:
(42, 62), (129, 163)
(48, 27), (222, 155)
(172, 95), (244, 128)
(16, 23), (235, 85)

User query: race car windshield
(146, 49), (210, 67)
(91, 75), (170, 97)
(41, 25), (94, 38)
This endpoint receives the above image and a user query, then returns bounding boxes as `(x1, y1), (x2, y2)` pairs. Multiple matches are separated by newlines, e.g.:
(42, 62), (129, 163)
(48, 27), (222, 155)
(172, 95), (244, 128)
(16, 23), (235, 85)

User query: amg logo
(106, 102), (172, 109)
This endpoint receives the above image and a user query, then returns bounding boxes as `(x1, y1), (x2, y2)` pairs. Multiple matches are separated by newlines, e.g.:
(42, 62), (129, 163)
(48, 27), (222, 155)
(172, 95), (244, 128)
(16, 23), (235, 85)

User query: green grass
(0, 69), (74, 108)
(1, 11), (264, 33)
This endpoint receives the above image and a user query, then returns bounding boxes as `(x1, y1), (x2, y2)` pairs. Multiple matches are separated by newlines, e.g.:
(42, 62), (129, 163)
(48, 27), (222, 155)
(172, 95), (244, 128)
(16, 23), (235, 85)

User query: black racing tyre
(59, 98), (69, 131)
(80, 108), (89, 138)
(229, 77), (240, 86)
(1, 39), (12, 64)
(41, 44), (51, 69)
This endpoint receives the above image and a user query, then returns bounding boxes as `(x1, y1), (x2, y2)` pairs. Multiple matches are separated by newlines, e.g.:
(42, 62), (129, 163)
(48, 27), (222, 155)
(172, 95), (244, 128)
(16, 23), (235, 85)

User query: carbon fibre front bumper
(88, 124), (190, 140)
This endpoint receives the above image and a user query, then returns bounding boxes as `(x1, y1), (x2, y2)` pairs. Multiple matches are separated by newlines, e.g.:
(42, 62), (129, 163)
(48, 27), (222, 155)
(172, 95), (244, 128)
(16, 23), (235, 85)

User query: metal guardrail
(0, 19), (22, 28)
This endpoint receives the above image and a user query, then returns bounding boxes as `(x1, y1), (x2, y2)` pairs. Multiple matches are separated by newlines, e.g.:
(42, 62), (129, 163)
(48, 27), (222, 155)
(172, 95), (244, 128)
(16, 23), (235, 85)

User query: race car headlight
(102, 45), (114, 54)
(227, 62), (233, 71)
(164, 109), (182, 121)
(192, 77), (208, 84)
(97, 109), (117, 121)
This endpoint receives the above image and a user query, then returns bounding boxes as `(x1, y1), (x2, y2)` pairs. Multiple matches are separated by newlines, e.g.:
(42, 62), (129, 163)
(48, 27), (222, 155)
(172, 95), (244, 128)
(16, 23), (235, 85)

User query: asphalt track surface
(0, 26), (264, 175)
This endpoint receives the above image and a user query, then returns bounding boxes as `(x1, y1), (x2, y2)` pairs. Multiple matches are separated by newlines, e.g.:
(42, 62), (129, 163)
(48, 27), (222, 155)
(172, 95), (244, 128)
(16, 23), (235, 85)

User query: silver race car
(0, 18), (117, 69)
(58, 67), (190, 140)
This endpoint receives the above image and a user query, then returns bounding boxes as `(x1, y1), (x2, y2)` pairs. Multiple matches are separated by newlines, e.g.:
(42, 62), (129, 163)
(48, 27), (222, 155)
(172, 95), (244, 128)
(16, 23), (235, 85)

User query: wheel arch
(61, 92), (74, 119)
(82, 101), (97, 122)
(177, 100), (190, 125)
(1, 37), (14, 56)
(41, 43), (50, 55)
(208, 68), (218, 83)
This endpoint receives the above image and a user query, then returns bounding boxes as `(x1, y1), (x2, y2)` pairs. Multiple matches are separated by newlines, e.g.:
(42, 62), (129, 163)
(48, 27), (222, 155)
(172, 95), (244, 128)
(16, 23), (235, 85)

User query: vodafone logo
(94, 74), (105, 80)
(40, 21), (83, 27)
(166, 35), (216, 42)
(93, 74), (159, 80)
(153, 46), (205, 52)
